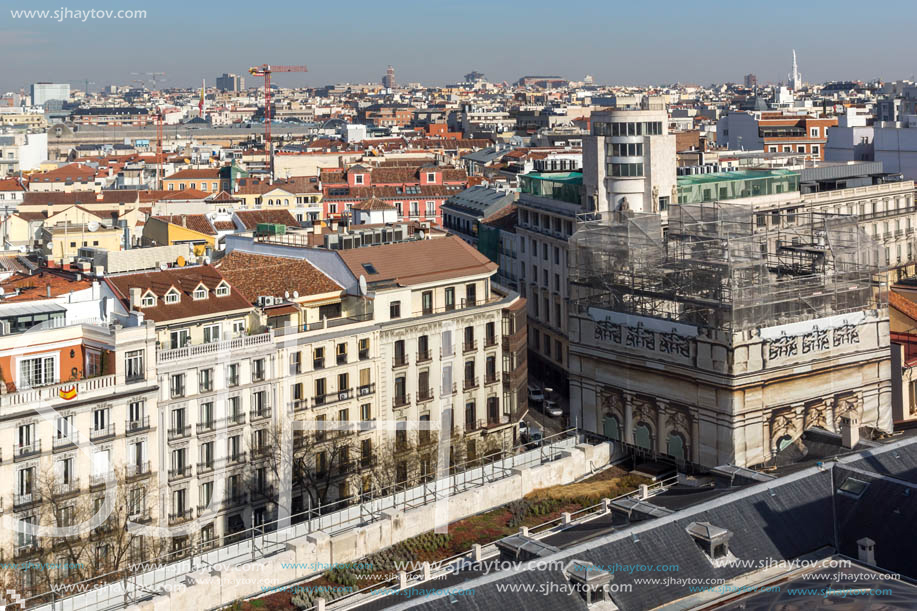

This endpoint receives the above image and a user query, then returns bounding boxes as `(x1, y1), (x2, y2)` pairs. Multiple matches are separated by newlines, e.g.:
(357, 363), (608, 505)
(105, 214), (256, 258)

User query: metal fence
(23, 429), (588, 611)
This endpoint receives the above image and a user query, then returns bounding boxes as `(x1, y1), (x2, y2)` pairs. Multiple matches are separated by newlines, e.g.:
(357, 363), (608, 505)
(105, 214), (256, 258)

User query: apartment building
(0, 318), (160, 591)
(716, 111), (837, 160)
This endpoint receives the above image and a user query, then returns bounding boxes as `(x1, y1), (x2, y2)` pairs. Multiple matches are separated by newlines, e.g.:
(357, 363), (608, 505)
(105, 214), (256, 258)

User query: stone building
(568, 203), (892, 468)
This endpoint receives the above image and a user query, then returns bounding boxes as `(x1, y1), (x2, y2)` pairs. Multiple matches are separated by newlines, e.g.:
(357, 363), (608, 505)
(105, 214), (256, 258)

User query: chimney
(181, 215), (187, 228)
(840, 412), (860, 449)
(129, 287), (142, 309)
(331, 220), (338, 232)
(45, 284), (51, 298)
(313, 223), (321, 235)
(857, 537), (875, 565)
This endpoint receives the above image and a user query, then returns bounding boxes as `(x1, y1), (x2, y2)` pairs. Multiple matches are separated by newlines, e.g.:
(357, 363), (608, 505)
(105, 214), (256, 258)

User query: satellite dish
(292, 290), (299, 298)
(203, 256), (211, 264)
(358, 274), (367, 296)
(87, 221), (100, 232)
(418, 230), (425, 240)
(284, 291), (290, 299)
(176, 256), (186, 267)
(159, 262), (168, 270)
(18, 245), (27, 253)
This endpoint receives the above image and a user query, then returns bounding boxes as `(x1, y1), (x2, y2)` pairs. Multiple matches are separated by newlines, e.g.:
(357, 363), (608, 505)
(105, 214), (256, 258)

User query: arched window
(666, 432), (686, 462)
(776, 434), (794, 452)
(603, 414), (620, 441)
(634, 422), (652, 450)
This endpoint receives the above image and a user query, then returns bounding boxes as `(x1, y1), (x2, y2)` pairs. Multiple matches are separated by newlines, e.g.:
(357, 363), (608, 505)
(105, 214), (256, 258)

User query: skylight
(362, 263), (378, 275)
(838, 477), (869, 498)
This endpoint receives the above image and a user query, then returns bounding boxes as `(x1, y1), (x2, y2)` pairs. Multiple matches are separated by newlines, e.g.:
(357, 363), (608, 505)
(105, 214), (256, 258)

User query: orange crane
(248, 64), (308, 173)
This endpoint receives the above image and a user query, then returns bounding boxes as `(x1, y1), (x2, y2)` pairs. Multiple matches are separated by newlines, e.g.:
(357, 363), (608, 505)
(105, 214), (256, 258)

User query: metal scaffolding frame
(569, 202), (885, 333)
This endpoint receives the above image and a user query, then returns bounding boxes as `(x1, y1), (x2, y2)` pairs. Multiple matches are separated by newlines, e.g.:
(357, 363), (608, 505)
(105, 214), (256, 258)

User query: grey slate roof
(441, 186), (515, 219)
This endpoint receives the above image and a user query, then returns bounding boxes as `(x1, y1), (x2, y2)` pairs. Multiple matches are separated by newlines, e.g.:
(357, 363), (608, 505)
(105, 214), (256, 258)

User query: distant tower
(382, 65), (396, 89)
(744, 73), (757, 88)
(788, 50), (802, 90)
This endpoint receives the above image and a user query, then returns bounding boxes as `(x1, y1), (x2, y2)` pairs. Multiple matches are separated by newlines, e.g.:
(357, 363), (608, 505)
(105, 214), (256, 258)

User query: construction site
(568, 202), (885, 334)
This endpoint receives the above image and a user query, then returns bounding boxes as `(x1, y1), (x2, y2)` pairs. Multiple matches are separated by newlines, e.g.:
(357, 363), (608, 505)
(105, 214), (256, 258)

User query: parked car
(518, 420), (529, 436)
(529, 430), (544, 448)
(543, 400), (563, 418)
(528, 386), (545, 403)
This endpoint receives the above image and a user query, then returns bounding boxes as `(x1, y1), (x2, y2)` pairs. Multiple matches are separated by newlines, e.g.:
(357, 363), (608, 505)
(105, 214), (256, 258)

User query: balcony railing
(293, 398), (309, 412)
(168, 465), (192, 482)
(416, 349), (432, 363)
(197, 420), (216, 434)
(52, 432), (79, 451)
(158, 330), (273, 363)
(197, 460), (215, 475)
(223, 491), (247, 506)
(315, 389), (353, 406)
(463, 377), (478, 391)
(13, 492), (40, 510)
(90, 423), (116, 442)
(250, 485), (277, 501)
(167, 424), (191, 441)
(14, 440), (41, 461)
(1, 374), (118, 410)
(313, 358), (325, 370)
(126, 461), (151, 479)
(52, 478), (80, 497)
(337, 353), (348, 366)
(484, 335), (498, 348)
(357, 383), (375, 397)
(393, 394), (409, 408)
(463, 340), (477, 353)
(168, 509), (194, 525)
(90, 472), (115, 488)
(126, 416), (151, 435)
(417, 388), (434, 402)
(224, 452), (247, 467)
(215, 413), (246, 429)
(393, 354), (409, 368)
(484, 372), (501, 385)
(250, 407), (272, 422)
(359, 348), (370, 360)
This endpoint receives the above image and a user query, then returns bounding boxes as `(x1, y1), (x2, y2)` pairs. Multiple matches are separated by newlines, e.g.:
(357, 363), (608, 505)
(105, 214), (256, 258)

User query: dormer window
(354, 174), (364, 185)
(215, 282), (230, 297)
(686, 521), (733, 563)
(164, 289), (180, 304)
(193, 288), (207, 300)
(141, 293), (156, 308)
(426, 172), (436, 183)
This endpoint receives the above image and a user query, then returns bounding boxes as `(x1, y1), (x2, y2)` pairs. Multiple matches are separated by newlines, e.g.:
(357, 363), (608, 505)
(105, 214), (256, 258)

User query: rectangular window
(445, 287), (455, 311)
(19, 355), (55, 388)
(203, 324), (220, 344)
(422, 290), (433, 315)
(390, 301), (401, 319)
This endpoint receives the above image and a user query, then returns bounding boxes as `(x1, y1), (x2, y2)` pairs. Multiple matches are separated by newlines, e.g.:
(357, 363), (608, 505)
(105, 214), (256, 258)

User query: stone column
(656, 400), (669, 454)
(623, 391), (635, 445)
(691, 413), (701, 463)
(827, 397), (838, 433)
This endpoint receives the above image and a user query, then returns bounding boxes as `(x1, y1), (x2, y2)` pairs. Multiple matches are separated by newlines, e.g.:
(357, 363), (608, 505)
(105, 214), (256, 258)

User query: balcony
(168, 509), (194, 525)
(158, 330), (274, 364)
(463, 340), (477, 353)
(315, 389), (353, 407)
(313, 358), (325, 370)
(465, 419), (479, 432)
(392, 354), (409, 369)
(14, 543), (40, 559)
(197, 420), (216, 434)
(223, 491), (247, 506)
(250, 485), (276, 501)
(52, 432), (79, 452)
(90, 472), (116, 488)
(197, 460), (215, 475)
(463, 377), (479, 391)
(251, 446), (271, 460)
(337, 353), (348, 366)
(359, 348), (370, 361)
(357, 383), (375, 398)
(393, 394), (410, 409)
(250, 407), (272, 422)
(484, 372), (501, 385)
(168, 465), (192, 482)
(484, 335), (498, 348)
(224, 452), (247, 467)
(416, 349), (432, 363)
(52, 478), (80, 498)
(13, 440), (41, 461)
(90, 423), (116, 442)
(126, 461), (151, 480)
(293, 398), (309, 412)
(1, 373), (119, 411)
(216, 413), (246, 429)
(126, 416), (151, 435)
(13, 492), (40, 510)
(168, 424), (191, 441)
(417, 388), (434, 403)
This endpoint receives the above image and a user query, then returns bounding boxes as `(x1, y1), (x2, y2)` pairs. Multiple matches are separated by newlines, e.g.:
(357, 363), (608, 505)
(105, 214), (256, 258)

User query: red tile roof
(104, 265), (252, 323)
(215, 251), (341, 301)
(233, 209), (299, 230)
(152, 214), (216, 235)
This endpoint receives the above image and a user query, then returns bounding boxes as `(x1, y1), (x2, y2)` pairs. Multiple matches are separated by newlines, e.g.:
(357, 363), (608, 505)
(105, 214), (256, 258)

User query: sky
(2, 0), (916, 94)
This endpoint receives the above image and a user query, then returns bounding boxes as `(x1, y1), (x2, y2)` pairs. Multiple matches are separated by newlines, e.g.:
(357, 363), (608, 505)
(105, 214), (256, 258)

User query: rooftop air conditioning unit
(257, 296), (275, 307)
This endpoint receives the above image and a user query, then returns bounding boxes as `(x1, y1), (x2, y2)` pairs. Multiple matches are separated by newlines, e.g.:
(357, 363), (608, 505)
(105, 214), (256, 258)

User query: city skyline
(3, 0), (917, 92)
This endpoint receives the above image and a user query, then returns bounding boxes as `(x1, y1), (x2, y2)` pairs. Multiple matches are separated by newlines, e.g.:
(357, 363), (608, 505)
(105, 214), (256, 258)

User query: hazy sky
(3, 0), (916, 94)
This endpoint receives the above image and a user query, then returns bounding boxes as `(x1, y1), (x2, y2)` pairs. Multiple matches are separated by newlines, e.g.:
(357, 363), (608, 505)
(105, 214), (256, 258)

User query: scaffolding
(569, 202), (884, 333)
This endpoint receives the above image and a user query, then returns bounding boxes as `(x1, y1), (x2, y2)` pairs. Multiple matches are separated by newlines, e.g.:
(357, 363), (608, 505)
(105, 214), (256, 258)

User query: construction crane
(150, 107), (164, 190)
(248, 64), (308, 174)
